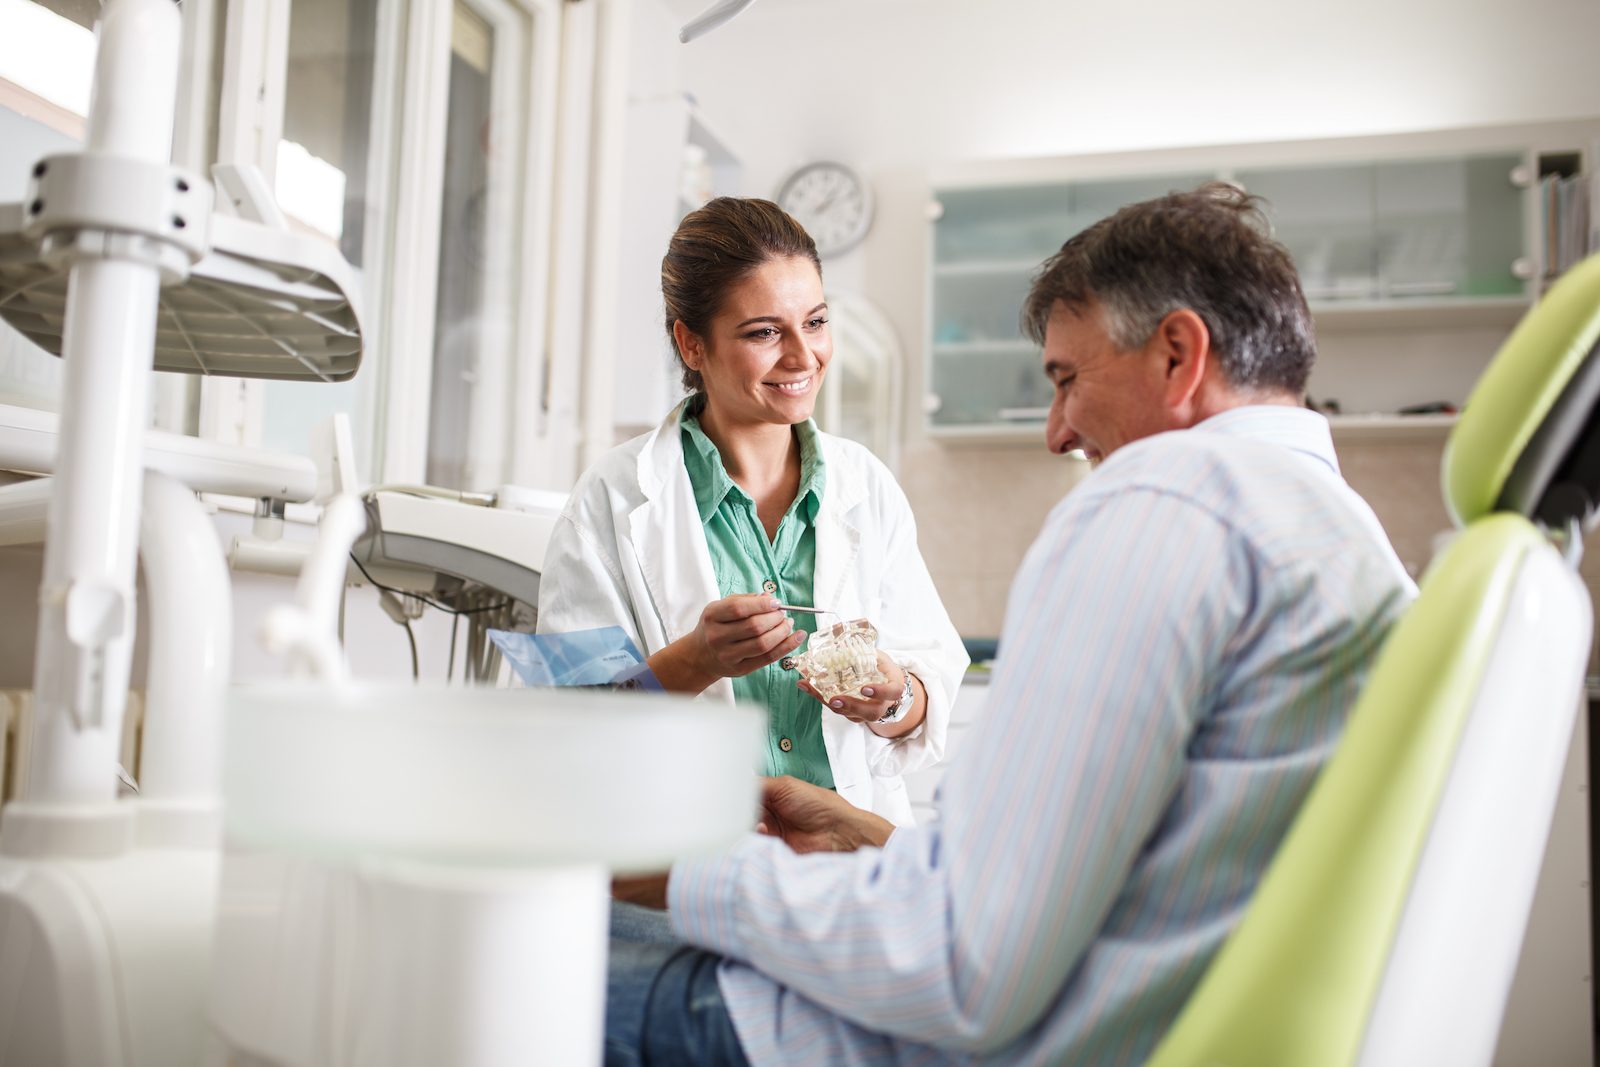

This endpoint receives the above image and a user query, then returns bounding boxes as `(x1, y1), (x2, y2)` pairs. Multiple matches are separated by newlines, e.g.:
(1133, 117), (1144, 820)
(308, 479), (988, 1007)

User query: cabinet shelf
(1310, 297), (1531, 332)
(1327, 413), (1457, 441)
(932, 296), (1532, 348)
(926, 414), (1459, 449)
(931, 339), (1037, 355)
(934, 260), (1039, 277)
(929, 423), (1047, 448)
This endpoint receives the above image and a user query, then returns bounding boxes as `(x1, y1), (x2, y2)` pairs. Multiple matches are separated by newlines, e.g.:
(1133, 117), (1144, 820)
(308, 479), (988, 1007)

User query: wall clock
(775, 161), (874, 258)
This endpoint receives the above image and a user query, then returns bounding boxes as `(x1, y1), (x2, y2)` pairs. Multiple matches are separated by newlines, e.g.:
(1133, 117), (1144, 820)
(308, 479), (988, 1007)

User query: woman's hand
(797, 651), (927, 738)
(646, 594), (805, 695)
(695, 593), (806, 677)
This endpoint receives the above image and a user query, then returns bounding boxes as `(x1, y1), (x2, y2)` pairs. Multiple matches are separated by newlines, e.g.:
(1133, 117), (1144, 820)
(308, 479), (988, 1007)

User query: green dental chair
(1144, 256), (1600, 1067)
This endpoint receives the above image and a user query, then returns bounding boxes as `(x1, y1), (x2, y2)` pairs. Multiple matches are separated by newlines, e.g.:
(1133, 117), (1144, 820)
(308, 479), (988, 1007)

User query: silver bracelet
(877, 670), (915, 724)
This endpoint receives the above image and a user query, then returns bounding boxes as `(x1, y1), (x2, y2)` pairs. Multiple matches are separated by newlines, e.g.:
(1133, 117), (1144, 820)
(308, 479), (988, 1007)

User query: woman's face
(678, 255), (831, 427)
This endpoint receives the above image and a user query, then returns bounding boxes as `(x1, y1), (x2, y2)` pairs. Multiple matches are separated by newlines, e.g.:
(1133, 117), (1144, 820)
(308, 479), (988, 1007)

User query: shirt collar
(679, 404), (826, 525)
(1194, 405), (1341, 476)
(793, 419), (825, 523)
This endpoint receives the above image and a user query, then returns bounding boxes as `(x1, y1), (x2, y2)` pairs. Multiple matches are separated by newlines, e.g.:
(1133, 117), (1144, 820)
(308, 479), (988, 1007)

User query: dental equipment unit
(0, 3), (761, 1064)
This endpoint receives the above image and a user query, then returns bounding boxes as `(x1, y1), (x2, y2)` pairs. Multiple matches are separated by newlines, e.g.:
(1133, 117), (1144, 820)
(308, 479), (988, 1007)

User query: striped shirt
(669, 406), (1416, 1067)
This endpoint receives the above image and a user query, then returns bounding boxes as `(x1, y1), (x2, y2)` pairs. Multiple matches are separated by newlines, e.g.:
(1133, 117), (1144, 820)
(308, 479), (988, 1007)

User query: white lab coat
(537, 402), (968, 825)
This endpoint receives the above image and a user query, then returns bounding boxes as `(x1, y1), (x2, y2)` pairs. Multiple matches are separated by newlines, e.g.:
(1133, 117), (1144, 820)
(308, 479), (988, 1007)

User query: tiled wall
(903, 433), (1600, 676)
(1338, 435), (1600, 672)
(899, 443), (1089, 637)
(1335, 437), (1454, 579)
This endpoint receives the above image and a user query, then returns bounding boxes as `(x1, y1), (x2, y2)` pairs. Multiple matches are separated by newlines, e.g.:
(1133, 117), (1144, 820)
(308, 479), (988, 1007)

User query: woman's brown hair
(661, 197), (822, 393)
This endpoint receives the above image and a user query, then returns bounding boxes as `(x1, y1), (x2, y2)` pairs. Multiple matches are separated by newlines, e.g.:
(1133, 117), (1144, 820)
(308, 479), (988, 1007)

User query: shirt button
(763, 580), (777, 594)
(779, 737), (792, 752)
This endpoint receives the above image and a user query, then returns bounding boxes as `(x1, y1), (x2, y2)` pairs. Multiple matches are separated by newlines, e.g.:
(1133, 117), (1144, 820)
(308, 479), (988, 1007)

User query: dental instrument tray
(793, 617), (889, 701)
(0, 203), (362, 381)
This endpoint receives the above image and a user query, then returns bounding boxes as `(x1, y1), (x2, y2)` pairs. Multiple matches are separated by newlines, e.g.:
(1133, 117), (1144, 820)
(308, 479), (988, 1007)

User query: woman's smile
(764, 376), (813, 397)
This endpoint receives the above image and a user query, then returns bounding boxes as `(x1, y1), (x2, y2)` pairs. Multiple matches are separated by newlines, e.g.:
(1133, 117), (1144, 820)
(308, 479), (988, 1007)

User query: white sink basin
(217, 682), (765, 1066)
(225, 683), (764, 871)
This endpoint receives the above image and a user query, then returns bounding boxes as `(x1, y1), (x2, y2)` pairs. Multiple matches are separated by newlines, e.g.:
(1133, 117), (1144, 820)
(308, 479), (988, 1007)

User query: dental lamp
(679, 0), (758, 43)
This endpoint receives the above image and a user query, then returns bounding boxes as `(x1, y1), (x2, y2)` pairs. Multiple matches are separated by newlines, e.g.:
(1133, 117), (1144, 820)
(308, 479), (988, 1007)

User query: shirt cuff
(667, 835), (763, 961)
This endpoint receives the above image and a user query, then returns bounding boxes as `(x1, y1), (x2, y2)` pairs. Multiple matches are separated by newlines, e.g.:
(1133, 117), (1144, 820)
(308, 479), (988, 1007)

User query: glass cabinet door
(1374, 154), (1524, 298)
(929, 173), (1210, 428)
(928, 154), (1528, 433)
(1236, 164), (1376, 300)
(1236, 153), (1526, 303)
(1372, 154), (1525, 299)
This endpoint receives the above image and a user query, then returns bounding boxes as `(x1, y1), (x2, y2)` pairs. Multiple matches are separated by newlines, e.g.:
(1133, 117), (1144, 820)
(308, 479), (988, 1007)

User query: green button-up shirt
(680, 408), (835, 790)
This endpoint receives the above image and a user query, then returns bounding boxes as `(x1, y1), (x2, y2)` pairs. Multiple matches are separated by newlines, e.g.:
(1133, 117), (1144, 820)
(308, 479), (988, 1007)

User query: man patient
(606, 183), (1417, 1067)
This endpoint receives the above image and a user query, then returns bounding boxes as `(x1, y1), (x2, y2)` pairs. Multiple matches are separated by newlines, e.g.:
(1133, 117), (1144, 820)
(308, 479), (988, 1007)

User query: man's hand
(756, 775), (895, 854)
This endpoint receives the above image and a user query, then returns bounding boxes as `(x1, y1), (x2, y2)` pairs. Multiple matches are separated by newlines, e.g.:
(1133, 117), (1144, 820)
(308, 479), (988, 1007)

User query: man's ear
(1153, 309), (1210, 412)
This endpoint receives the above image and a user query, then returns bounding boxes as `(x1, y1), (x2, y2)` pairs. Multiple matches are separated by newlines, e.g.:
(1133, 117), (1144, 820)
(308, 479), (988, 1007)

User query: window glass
(278, 0), (378, 264)
(426, 3), (494, 489)
(262, 0), (379, 460)
(427, 0), (522, 491)
(0, 0), (92, 412)
(0, 0), (95, 118)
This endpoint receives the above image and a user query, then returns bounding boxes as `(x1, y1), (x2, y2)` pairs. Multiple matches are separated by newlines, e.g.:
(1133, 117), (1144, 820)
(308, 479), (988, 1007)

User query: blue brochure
(487, 627), (664, 691)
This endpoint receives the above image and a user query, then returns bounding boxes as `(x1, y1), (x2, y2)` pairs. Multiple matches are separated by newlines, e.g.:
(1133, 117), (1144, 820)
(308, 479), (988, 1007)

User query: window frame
(367, 0), (563, 487)
(194, 0), (565, 488)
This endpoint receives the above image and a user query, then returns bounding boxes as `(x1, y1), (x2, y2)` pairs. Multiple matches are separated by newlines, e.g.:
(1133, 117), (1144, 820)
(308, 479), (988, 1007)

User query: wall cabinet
(927, 151), (1537, 435)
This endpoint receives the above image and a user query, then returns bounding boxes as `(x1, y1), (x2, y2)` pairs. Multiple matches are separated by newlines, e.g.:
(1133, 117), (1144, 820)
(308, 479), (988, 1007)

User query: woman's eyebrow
(734, 303), (828, 329)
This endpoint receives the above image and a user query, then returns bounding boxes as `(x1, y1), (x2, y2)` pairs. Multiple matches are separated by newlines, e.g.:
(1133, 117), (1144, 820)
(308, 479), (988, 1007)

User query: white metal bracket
(23, 154), (213, 282)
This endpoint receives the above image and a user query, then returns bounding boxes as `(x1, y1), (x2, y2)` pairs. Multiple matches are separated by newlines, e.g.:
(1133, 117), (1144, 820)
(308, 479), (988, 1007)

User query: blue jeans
(606, 901), (750, 1067)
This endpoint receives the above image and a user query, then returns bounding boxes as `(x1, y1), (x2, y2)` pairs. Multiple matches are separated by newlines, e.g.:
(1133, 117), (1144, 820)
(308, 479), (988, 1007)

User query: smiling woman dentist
(537, 197), (967, 825)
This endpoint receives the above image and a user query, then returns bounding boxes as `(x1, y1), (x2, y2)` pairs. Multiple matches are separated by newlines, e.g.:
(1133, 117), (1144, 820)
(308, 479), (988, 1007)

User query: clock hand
(814, 173), (851, 215)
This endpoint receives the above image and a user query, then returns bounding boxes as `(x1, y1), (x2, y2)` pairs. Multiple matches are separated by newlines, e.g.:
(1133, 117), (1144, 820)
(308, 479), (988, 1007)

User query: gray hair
(1022, 182), (1316, 395)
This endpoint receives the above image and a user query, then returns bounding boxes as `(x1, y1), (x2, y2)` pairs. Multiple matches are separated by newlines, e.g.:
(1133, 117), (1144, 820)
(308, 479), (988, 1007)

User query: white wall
(648, 0), (1600, 376)
(613, 0), (688, 433)
(635, 0), (1600, 452)
(666, 0), (1600, 196)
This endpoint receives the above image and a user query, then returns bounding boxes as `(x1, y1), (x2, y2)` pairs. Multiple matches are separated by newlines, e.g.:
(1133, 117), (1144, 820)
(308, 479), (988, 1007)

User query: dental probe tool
(775, 606), (842, 676)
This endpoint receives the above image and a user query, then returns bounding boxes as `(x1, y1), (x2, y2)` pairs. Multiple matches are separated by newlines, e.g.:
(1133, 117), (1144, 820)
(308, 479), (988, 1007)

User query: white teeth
(767, 378), (810, 395)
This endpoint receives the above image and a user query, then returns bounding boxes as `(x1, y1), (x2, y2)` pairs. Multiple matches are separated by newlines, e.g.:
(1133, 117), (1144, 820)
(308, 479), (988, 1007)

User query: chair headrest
(1443, 254), (1600, 530)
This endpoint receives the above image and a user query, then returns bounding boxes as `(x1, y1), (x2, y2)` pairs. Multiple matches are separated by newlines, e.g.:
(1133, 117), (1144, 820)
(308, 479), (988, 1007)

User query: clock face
(776, 162), (874, 258)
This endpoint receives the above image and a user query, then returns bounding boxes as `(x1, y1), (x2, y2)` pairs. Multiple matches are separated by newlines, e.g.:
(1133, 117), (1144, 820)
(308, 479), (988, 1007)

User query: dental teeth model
(795, 619), (889, 701)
